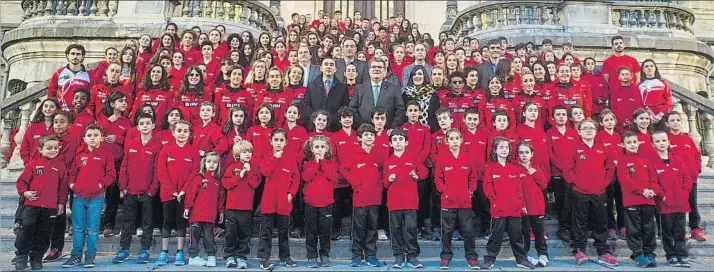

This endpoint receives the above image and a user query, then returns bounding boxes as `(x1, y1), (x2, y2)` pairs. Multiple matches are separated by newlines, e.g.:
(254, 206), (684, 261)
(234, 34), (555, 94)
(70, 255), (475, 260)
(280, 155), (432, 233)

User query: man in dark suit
(350, 58), (406, 129)
(476, 39), (502, 90)
(302, 57), (351, 132)
(298, 46), (321, 87)
(335, 38), (369, 84)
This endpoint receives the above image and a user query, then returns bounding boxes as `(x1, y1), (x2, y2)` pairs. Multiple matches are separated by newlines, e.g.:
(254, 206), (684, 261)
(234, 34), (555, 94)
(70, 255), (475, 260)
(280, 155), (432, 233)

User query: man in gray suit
(350, 58), (406, 129)
(298, 46), (321, 87)
(335, 38), (369, 85)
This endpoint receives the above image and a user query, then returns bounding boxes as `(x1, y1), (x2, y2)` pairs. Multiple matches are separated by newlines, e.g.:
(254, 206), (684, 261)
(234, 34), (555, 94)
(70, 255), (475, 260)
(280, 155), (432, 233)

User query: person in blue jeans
(62, 124), (116, 268)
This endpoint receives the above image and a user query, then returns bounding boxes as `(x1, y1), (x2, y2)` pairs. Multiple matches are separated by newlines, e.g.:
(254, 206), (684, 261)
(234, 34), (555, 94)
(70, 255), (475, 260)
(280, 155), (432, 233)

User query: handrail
(611, 1), (695, 34)
(670, 81), (714, 114)
(21, 0), (119, 20)
(170, 0), (282, 35)
(445, 0), (563, 37)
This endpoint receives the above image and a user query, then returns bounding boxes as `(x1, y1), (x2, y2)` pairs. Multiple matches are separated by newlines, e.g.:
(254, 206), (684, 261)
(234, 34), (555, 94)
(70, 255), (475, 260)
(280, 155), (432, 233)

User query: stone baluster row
(615, 8), (693, 33)
(460, 4), (561, 35)
(22, 0), (118, 20)
(176, 0), (273, 32)
(0, 110), (18, 173)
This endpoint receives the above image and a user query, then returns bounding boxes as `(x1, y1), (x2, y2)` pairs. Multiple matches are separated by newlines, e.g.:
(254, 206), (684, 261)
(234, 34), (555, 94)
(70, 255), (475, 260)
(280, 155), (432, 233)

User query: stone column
(8, 103), (33, 170)
(323, 1), (334, 16)
(394, 0), (406, 17)
(112, 0), (168, 30)
(702, 113), (714, 168)
(0, 110), (16, 180)
(560, 1), (618, 34)
(440, 0), (458, 32)
(363, 1), (374, 20)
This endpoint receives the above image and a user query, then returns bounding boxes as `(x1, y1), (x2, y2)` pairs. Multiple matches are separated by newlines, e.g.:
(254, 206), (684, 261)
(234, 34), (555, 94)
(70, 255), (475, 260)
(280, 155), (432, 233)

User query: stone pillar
(270, 0), (281, 16)
(112, 0), (168, 27)
(8, 103), (33, 170)
(440, 0), (458, 32)
(560, 1), (618, 34)
(323, 1), (334, 16)
(363, 1), (374, 20)
(395, 0), (406, 17)
(703, 113), (714, 168)
(0, 110), (16, 180)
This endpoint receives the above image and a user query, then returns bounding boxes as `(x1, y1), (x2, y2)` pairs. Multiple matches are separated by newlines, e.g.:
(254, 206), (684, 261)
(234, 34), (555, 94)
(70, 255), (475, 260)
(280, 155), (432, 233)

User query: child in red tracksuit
(192, 102), (224, 157)
(564, 119), (618, 266)
(651, 131), (694, 267)
(546, 105), (579, 239)
(595, 109), (626, 239)
(383, 129), (428, 268)
(63, 125), (116, 268)
(632, 109), (657, 159)
(400, 101), (434, 238)
(222, 141), (260, 269)
(618, 131), (660, 267)
(344, 124), (385, 267)
(302, 135), (340, 268)
(20, 98), (59, 164)
(14, 135), (69, 271)
(333, 107), (359, 239)
(481, 137), (530, 269)
(371, 108), (391, 240)
(155, 120), (200, 266)
(183, 152), (226, 267)
(434, 128), (479, 269)
(220, 105), (248, 167)
(258, 128), (300, 269)
(664, 112), (705, 241)
(461, 107), (491, 238)
(284, 104), (309, 238)
(515, 142), (550, 267)
(245, 103), (276, 162)
(486, 110), (519, 155)
(610, 67), (643, 133)
(114, 112), (159, 264)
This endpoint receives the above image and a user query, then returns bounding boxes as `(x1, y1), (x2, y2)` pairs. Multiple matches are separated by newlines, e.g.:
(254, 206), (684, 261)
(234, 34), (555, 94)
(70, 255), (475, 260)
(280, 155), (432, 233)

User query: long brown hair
(141, 64), (170, 90)
(179, 66), (205, 98)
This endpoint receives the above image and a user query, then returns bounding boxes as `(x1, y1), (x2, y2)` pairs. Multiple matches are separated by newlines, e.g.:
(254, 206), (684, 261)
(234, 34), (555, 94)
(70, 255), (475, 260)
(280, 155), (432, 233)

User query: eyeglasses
(189, 73), (201, 77)
(580, 127), (596, 131)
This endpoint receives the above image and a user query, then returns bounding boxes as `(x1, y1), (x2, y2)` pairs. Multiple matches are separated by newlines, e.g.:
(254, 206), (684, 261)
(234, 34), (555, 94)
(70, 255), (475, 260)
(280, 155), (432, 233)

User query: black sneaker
(30, 258), (42, 270)
(517, 259), (536, 269)
(556, 229), (571, 243)
(668, 258), (681, 267)
(419, 227), (432, 240)
(15, 256), (28, 271)
(480, 260), (495, 270)
(260, 260), (275, 270)
(43, 248), (61, 262)
(281, 258), (297, 267)
(103, 227), (115, 237)
(84, 256), (96, 268)
(331, 228), (342, 240)
(61, 256), (82, 268)
(678, 257), (691, 268)
(392, 255), (405, 268)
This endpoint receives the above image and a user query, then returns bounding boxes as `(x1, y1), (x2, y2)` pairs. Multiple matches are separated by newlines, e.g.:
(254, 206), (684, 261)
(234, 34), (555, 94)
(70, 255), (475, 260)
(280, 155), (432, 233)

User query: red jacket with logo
(461, 128), (489, 177)
(245, 81), (268, 99)
(185, 173), (226, 223)
(595, 130), (623, 169)
(516, 124), (550, 177)
(156, 142), (200, 202)
(131, 86), (175, 130)
(667, 131), (702, 180)
(548, 82), (591, 125)
(68, 109), (96, 141)
(119, 136), (161, 195)
(48, 65), (93, 112)
(192, 121), (224, 154)
(20, 122), (54, 163)
(283, 124), (309, 164)
(534, 82), (555, 103)
(434, 150), (478, 209)
(546, 126), (579, 177)
(96, 114), (132, 161)
(649, 152), (694, 214)
(177, 90), (209, 126)
(70, 145), (116, 198)
(513, 92), (547, 128)
(400, 121), (432, 164)
(638, 78), (672, 116)
(610, 83), (643, 133)
(440, 93), (475, 131)
(334, 129), (360, 188)
(244, 125), (275, 161)
(214, 86), (254, 125)
(483, 161), (526, 217)
(89, 81), (134, 118)
(222, 160), (261, 210)
(254, 89), (294, 127)
(618, 152), (660, 207)
(344, 147), (384, 207)
(582, 72), (610, 115)
(55, 132), (81, 169)
(383, 153), (428, 211)
(516, 163), (548, 216)
(260, 153), (300, 215)
(563, 140), (615, 195)
(302, 158), (340, 208)
(478, 97), (515, 132)
(17, 157), (69, 208)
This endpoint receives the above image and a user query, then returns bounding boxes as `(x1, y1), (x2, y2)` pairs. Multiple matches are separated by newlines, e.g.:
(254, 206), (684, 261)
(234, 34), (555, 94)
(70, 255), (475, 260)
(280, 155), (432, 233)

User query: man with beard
(48, 44), (92, 112)
(602, 35), (641, 88)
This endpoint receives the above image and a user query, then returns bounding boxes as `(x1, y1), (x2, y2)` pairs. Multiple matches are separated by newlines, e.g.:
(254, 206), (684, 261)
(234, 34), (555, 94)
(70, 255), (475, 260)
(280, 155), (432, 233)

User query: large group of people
(9, 7), (704, 271)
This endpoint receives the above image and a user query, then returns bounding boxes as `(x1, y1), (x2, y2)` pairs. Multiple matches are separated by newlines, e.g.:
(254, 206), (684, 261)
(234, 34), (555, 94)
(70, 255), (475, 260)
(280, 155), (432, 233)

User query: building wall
(0, 0), (23, 27)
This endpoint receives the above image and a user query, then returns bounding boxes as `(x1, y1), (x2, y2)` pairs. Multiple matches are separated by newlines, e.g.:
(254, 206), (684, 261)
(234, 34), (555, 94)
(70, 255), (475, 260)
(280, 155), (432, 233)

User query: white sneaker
(538, 255), (549, 267)
(206, 256), (216, 267)
(188, 256), (207, 266)
(237, 258), (249, 269)
(378, 229), (388, 240)
(136, 228), (143, 236)
(527, 255), (539, 266)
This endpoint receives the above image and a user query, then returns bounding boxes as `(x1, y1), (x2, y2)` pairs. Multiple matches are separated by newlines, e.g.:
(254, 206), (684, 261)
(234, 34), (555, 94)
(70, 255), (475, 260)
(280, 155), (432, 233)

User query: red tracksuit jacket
(283, 123), (309, 164)
(214, 85), (254, 125)
(610, 83), (643, 133)
(260, 153), (300, 216)
(478, 97), (516, 132)
(20, 122), (54, 163)
(17, 157), (69, 208)
(344, 147), (384, 207)
(582, 72), (610, 115)
(131, 86), (175, 130)
(302, 158), (340, 208)
(649, 153), (694, 214)
(400, 121), (432, 164)
(461, 128), (489, 177)
(70, 145), (116, 198)
(222, 160), (261, 210)
(245, 81), (267, 99)
(513, 92), (547, 128)
(667, 131), (702, 180)
(185, 173), (226, 223)
(464, 87), (486, 105)
(373, 130), (391, 161)
(156, 142), (200, 202)
(516, 123), (550, 177)
(119, 136), (161, 196)
(571, 78), (593, 117)
(548, 82), (591, 124)
(334, 129), (360, 188)
(638, 78), (673, 116)
(192, 121), (224, 154)
(486, 130), (519, 158)
(440, 93), (475, 131)
(595, 130), (623, 169)
(244, 125), (275, 162)
(254, 89), (294, 127)
(546, 126), (579, 177)
(177, 90), (208, 125)
(89, 81), (134, 118)
(635, 131), (658, 159)
(68, 109), (96, 141)
(383, 152), (428, 211)
(618, 152), (660, 207)
(563, 140), (615, 195)
(434, 150), (478, 209)
(483, 161), (526, 218)
(516, 163), (548, 216)
(96, 114), (132, 161)
(286, 85), (307, 108)
(55, 132), (81, 169)
(503, 76), (522, 100)
(534, 82), (554, 102)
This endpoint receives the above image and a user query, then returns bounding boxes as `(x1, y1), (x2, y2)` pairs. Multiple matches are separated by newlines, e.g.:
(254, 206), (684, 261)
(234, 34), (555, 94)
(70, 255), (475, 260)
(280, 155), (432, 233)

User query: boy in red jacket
(183, 152), (226, 267)
(383, 129), (428, 268)
(564, 119), (618, 266)
(429, 108), (455, 240)
(664, 112), (705, 241)
(113, 113), (160, 264)
(193, 102), (224, 156)
(258, 128), (300, 270)
(547, 105), (579, 241)
(651, 130), (693, 267)
(461, 107), (491, 238)
(434, 129), (479, 270)
(222, 141), (260, 269)
(14, 136), (69, 271)
(302, 135), (340, 268)
(619, 131), (661, 267)
(399, 101), (433, 239)
(345, 124), (384, 267)
(63, 125), (116, 269)
(333, 107), (359, 240)
(155, 120), (200, 266)
(371, 107), (391, 241)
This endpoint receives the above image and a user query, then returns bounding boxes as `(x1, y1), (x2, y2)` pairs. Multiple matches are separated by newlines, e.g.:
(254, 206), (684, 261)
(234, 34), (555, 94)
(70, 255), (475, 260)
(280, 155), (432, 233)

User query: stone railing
(21, 0), (120, 20)
(670, 81), (714, 167)
(446, 0), (563, 37)
(168, 0), (282, 35)
(611, 1), (695, 34)
(446, 0), (695, 38)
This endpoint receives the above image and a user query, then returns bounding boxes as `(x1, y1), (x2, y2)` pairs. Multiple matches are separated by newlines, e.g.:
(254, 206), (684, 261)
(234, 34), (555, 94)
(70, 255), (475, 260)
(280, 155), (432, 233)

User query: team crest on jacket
(35, 166), (44, 175)
(81, 157), (88, 166)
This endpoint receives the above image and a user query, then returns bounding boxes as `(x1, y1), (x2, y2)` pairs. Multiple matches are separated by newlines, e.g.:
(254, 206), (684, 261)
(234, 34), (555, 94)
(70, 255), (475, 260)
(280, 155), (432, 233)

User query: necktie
(372, 84), (380, 106)
(325, 80), (331, 96)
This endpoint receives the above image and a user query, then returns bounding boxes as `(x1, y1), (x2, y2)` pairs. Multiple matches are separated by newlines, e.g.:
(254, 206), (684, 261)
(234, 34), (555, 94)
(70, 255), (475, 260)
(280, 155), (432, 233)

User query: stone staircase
(1, 172), (714, 259)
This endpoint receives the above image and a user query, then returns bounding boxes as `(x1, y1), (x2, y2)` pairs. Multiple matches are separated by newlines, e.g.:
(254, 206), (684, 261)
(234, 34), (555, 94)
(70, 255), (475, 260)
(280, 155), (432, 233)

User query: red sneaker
(574, 250), (588, 265)
(608, 229), (617, 240)
(598, 253), (619, 266)
(530, 230), (535, 240)
(691, 228), (707, 241)
(619, 227), (627, 239)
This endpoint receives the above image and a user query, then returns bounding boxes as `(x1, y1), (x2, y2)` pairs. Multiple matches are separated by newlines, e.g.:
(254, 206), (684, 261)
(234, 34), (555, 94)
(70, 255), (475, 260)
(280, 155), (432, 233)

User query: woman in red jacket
(284, 66), (307, 108)
(513, 73), (546, 128)
(639, 59), (672, 127)
(258, 128), (300, 269)
(255, 68), (294, 127)
(244, 59), (268, 99)
(131, 64), (175, 131)
(177, 66), (209, 125)
(478, 76), (515, 132)
(301, 135), (340, 267)
(531, 62), (554, 103)
(515, 142), (549, 267)
(90, 63), (134, 118)
(215, 66), (253, 125)
(481, 137), (530, 269)
(20, 98), (59, 163)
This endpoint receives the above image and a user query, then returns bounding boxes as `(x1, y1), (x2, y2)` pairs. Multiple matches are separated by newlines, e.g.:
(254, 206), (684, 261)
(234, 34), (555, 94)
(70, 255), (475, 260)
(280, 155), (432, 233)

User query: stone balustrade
(21, 0), (119, 19)
(611, 1), (695, 34)
(448, 1), (563, 37)
(168, 0), (282, 36)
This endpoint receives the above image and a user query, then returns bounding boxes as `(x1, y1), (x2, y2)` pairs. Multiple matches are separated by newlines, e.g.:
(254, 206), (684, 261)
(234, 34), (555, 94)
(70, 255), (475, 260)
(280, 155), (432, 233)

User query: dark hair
(611, 35), (624, 45)
(357, 123), (376, 138)
(621, 130), (638, 143)
(254, 103), (276, 128)
(370, 106), (387, 119)
(531, 61), (552, 84)
(65, 44), (86, 56)
(180, 66), (205, 98)
(119, 47), (137, 83)
(337, 106), (355, 118)
(31, 98), (60, 123)
(162, 107), (184, 130)
(270, 127), (287, 139)
(631, 108), (652, 133)
(132, 104), (154, 125)
(489, 136), (512, 162)
(141, 64), (170, 90)
(407, 65), (431, 86)
(102, 91), (127, 118)
(134, 112), (155, 125)
(389, 128), (408, 142)
(485, 75), (504, 99)
(551, 105), (567, 118)
(303, 135), (333, 160)
(435, 107), (453, 118)
(222, 105), (248, 135)
(491, 109), (510, 128)
(53, 111), (75, 125)
(405, 100), (421, 110)
(84, 124), (104, 136)
(640, 59), (662, 80)
(38, 135), (60, 150)
(541, 39), (553, 46)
